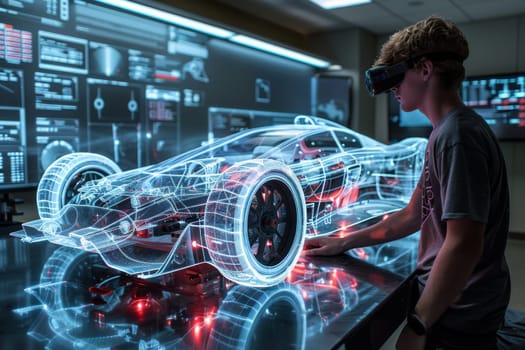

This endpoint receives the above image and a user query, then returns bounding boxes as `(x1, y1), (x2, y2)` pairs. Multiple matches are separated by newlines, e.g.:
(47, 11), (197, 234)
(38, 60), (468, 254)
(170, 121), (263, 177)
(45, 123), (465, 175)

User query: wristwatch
(406, 311), (428, 336)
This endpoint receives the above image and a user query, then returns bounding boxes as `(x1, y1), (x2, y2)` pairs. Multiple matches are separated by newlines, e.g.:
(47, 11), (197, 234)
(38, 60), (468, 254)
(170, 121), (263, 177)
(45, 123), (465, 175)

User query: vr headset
(365, 58), (418, 96)
(365, 52), (465, 96)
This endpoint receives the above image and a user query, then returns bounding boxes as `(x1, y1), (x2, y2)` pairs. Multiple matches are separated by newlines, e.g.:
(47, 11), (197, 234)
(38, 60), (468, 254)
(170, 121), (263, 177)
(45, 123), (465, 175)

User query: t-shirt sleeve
(438, 143), (490, 223)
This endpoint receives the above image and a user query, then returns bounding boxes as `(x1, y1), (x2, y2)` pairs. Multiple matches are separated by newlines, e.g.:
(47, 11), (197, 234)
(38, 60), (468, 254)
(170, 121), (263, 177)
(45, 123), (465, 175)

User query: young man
(304, 16), (511, 350)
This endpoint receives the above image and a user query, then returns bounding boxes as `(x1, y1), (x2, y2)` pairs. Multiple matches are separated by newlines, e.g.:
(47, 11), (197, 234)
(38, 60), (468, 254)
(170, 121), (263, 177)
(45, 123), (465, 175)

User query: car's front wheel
(207, 284), (306, 349)
(37, 152), (121, 218)
(38, 246), (109, 326)
(204, 160), (306, 287)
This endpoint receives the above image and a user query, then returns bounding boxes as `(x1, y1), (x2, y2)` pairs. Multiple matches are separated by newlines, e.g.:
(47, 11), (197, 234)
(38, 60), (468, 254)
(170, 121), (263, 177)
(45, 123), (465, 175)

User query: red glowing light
(355, 247), (369, 260)
(136, 230), (148, 238)
(205, 315), (212, 326)
(136, 301), (144, 312)
(333, 222), (352, 236)
(92, 310), (106, 327)
(192, 240), (198, 248)
(129, 297), (161, 324)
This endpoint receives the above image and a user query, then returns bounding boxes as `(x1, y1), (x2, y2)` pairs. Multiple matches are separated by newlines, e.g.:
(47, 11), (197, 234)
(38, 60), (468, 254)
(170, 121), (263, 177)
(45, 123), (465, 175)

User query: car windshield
(150, 125), (354, 171)
(211, 129), (305, 157)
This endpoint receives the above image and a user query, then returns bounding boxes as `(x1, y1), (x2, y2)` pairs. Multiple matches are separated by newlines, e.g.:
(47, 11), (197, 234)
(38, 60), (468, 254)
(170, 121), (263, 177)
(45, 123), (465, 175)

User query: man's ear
(420, 60), (434, 82)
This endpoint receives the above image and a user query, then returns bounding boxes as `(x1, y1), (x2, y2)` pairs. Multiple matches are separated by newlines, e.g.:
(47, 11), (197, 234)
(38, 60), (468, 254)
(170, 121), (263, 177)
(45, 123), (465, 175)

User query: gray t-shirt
(416, 106), (510, 334)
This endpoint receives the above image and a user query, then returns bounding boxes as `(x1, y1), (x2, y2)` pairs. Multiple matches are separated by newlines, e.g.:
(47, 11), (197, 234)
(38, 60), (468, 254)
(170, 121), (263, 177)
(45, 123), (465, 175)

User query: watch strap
(407, 311), (428, 336)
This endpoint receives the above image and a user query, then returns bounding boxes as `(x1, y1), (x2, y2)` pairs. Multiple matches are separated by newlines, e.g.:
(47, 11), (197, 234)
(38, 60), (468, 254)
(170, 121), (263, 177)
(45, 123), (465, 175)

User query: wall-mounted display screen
(0, 0), (315, 192)
(389, 72), (525, 142)
(462, 72), (525, 140)
(311, 75), (352, 127)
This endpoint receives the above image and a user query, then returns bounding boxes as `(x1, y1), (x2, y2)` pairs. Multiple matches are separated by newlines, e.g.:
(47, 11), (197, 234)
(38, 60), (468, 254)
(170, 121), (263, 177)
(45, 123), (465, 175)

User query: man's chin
(400, 105), (417, 113)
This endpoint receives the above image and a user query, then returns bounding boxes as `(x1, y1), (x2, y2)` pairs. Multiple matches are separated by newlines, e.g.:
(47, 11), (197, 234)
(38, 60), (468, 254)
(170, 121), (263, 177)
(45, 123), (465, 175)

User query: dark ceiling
(202, 0), (525, 35)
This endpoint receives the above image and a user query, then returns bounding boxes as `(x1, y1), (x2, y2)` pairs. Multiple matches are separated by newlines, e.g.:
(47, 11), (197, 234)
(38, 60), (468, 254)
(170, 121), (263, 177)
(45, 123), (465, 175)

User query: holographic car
(13, 116), (427, 287)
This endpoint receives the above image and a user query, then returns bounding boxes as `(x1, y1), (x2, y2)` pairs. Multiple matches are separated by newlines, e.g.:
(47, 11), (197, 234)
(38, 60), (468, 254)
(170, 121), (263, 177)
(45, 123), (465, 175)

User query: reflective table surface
(0, 227), (418, 350)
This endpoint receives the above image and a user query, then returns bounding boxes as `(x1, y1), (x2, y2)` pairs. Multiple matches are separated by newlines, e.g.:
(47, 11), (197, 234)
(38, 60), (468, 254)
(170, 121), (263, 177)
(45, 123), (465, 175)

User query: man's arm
(412, 218), (485, 327)
(304, 183), (422, 256)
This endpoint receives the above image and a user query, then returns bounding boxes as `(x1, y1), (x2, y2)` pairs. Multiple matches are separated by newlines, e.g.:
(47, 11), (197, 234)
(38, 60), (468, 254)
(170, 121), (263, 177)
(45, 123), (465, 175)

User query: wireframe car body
(13, 116), (427, 287)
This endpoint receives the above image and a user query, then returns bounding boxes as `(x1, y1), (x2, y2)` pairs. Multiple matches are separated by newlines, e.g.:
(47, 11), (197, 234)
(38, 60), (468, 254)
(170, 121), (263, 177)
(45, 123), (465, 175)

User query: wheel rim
(40, 249), (108, 315)
(247, 179), (298, 267)
(62, 169), (108, 206)
(60, 253), (107, 306)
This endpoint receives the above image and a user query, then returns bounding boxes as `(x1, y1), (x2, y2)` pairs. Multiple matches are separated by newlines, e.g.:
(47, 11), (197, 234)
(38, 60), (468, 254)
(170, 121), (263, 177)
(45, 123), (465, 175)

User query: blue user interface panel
(0, 0), (314, 191)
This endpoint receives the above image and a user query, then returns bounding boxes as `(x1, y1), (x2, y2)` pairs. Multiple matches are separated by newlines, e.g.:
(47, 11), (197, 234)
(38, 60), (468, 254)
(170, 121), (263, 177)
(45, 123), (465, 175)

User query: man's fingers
(304, 247), (323, 256)
(304, 242), (333, 256)
(304, 239), (322, 249)
(303, 238), (341, 256)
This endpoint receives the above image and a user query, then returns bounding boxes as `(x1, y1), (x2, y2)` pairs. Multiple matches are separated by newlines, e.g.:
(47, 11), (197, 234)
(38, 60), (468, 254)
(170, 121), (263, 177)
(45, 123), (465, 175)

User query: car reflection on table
(14, 245), (395, 350)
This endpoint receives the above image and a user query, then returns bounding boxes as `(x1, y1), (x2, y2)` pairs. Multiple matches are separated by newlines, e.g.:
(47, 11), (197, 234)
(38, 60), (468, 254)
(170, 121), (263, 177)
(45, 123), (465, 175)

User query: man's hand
(303, 237), (347, 256)
(396, 324), (426, 350)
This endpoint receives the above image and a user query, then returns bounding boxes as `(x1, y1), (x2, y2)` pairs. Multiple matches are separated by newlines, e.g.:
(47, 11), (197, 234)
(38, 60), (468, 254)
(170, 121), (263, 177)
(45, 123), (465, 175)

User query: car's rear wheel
(204, 160), (306, 287)
(37, 152), (121, 218)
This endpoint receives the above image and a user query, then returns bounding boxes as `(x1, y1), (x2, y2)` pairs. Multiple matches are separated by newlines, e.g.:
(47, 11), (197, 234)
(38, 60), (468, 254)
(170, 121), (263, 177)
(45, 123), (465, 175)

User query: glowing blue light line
(230, 35), (331, 68)
(96, 0), (235, 38)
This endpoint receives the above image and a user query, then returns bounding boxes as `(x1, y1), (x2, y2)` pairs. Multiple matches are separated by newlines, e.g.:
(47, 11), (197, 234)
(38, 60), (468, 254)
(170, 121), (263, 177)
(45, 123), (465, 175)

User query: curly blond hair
(375, 16), (469, 89)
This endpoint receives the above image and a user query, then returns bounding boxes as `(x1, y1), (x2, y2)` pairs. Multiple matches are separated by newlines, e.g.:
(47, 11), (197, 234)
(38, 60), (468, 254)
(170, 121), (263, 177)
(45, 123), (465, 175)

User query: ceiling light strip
(310, 0), (371, 10)
(96, 0), (234, 38)
(230, 35), (331, 68)
(96, 0), (330, 68)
